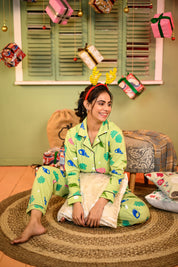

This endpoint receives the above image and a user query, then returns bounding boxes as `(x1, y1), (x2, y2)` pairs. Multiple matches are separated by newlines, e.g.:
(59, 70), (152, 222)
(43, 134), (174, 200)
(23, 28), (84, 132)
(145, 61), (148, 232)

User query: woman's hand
(72, 202), (85, 226)
(85, 198), (109, 227)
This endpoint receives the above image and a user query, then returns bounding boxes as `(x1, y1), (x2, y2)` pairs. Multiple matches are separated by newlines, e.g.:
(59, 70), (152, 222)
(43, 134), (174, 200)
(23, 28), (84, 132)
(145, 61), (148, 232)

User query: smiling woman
(11, 82), (150, 244)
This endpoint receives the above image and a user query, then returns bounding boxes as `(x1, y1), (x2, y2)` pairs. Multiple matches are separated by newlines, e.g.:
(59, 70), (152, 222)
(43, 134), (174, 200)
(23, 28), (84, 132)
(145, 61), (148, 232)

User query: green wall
(0, 0), (178, 166)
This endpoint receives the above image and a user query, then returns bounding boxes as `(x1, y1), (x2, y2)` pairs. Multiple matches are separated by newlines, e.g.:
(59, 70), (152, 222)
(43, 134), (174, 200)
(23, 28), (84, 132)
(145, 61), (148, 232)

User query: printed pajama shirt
(27, 119), (150, 226)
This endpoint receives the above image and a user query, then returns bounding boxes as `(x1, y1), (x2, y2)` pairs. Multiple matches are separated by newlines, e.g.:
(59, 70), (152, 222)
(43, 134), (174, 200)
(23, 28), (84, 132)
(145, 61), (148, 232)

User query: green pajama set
(27, 119), (150, 227)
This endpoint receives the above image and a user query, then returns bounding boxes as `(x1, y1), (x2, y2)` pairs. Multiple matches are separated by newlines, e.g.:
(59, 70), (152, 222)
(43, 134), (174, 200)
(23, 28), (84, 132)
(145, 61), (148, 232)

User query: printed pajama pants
(26, 166), (150, 227)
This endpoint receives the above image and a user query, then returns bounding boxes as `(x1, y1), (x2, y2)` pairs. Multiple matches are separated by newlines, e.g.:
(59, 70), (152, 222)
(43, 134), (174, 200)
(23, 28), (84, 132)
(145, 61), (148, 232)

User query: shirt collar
(78, 118), (109, 148)
(78, 118), (109, 137)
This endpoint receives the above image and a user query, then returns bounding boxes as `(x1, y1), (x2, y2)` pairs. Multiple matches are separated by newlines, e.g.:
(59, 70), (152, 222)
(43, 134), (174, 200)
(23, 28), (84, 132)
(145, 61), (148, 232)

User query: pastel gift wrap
(118, 73), (144, 99)
(89, 0), (116, 14)
(45, 0), (73, 25)
(151, 12), (174, 38)
(0, 43), (26, 68)
(78, 44), (104, 70)
(43, 147), (65, 170)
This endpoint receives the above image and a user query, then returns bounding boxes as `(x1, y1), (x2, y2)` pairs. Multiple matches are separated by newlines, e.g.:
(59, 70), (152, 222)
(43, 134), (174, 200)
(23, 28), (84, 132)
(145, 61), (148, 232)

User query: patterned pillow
(145, 172), (178, 200)
(145, 190), (178, 213)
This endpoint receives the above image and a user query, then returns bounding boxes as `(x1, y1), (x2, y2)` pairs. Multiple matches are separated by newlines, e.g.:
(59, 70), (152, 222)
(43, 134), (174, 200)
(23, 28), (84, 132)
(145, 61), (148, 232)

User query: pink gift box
(45, 0), (73, 25)
(151, 12), (174, 38)
(0, 43), (26, 68)
(118, 73), (144, 99)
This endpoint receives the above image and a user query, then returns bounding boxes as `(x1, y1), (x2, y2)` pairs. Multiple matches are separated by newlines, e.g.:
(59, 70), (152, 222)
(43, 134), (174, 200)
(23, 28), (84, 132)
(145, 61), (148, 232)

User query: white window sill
(14, 80), (163, 86)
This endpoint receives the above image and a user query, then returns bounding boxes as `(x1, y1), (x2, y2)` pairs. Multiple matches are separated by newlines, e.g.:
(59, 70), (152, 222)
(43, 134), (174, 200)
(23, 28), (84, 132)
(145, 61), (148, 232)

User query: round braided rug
(0, 190), (178, 267)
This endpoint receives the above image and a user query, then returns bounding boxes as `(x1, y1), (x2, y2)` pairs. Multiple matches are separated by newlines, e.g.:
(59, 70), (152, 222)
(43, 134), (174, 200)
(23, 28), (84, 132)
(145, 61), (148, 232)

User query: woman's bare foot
(11, 220), (46, 245)
(60, 217), (66, 222)
(11, 209), (46, 245)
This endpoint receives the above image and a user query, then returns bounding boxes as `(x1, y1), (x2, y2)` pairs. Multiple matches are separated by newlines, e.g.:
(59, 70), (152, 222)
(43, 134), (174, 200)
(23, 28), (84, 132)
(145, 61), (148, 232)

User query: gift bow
(151, 13), (173, 38)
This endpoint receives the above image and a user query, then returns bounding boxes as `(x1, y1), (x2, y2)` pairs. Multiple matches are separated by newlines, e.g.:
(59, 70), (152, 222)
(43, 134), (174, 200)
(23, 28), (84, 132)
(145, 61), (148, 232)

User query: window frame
(13, 0), (164, 85)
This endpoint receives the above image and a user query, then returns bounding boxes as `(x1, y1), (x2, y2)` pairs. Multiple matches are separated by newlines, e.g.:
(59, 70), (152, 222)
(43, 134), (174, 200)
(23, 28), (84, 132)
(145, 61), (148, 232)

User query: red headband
(84, 83), (109, 101)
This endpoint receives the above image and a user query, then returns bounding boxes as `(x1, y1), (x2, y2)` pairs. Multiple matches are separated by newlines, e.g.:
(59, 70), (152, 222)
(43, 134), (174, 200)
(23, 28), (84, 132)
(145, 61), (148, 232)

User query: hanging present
(78, 43), (104, 70)
(89, 0), (115, 14)
(43, 147), (65, 171)
(45, 0), (73, 25)
(118, 73), (145, 99)
(151, 12), (174, 38)
(0, 43), (26, 68)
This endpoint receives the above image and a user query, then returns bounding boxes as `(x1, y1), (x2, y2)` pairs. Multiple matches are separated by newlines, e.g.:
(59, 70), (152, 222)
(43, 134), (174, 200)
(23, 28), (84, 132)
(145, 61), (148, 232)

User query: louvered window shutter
(125, 0), (156, 80)
(57, 0), (86, 80)
(93, 0), (120, 76)
(20, 0), (157, 82)
(21, 0), (54, 80)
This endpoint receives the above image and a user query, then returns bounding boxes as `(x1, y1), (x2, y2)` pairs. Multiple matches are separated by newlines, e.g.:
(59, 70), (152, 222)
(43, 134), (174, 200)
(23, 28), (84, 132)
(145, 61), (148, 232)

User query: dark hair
(75, 84), (113, 122)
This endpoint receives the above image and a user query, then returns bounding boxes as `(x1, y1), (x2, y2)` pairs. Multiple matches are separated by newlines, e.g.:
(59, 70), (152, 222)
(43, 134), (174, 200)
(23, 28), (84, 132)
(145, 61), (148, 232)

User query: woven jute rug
(0, 188), (178, 267)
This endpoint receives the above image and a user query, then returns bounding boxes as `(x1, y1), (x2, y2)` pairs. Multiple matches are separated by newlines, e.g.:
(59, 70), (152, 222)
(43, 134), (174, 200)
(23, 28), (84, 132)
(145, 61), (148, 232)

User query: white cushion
(57, 172), (128, 228)
(145, 190), (178, 213)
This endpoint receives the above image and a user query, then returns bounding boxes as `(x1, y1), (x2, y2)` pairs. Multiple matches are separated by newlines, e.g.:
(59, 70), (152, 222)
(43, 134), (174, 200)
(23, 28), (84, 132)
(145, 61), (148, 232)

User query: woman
(11, 83), (150, 244)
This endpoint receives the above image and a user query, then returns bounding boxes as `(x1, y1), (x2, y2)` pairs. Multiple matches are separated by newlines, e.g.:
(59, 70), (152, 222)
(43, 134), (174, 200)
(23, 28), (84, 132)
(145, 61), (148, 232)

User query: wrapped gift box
(89, 0), (115, 14)
(118, 73), (145, 99)
(45, 0), (73, 25)
(151, 12), (174, 38)
(78, 44), (104, 70)
(0, 43), (26, 68)
(43, 147), (65, 171)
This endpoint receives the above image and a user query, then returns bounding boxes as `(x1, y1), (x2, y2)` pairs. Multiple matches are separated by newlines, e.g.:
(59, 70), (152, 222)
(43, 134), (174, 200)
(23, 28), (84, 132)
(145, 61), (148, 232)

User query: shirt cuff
(67, 195), (82, 206)
(100, 191), (115, 203)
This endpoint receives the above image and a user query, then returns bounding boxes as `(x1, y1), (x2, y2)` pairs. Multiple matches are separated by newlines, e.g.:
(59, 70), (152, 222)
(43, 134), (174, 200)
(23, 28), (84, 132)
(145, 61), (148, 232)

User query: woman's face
(88, 91), (112, 123)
